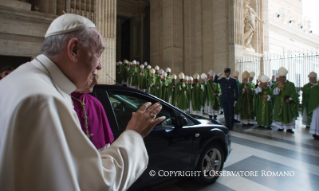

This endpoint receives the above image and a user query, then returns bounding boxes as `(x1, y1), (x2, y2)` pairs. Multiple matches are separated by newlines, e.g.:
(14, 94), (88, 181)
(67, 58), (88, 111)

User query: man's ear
(67, 38), (79, 62)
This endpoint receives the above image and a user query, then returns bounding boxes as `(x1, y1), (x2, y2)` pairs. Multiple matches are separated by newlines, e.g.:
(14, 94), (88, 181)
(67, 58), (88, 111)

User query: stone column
(95, 0), (117, 84)
(150, 0), (183, 73)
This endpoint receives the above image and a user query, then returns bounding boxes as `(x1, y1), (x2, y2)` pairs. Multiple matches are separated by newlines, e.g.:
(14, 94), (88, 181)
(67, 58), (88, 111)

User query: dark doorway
(121, 19), (131, 61)
(0, 55), (31, 70)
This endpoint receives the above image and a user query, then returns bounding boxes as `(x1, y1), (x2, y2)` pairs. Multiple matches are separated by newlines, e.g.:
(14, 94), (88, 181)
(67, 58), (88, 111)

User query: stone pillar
(95, 0), (117, 84)
(150, 0), (183, 73)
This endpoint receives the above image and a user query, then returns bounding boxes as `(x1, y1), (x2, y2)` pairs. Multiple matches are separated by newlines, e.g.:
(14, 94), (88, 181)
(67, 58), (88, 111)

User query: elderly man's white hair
(41, 14), (96, 58)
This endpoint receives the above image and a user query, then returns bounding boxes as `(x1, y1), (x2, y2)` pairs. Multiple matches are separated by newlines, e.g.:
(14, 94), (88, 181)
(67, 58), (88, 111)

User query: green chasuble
(238, 83), (255, 120)
(234, 81), (242, 115)
(147, 76), (157, 96)
(127, 67), (134, 85)
(308, 82), (319, 124)
(271, 81), (278, 106)
(191, 83), (204, 111)
(206, 80), (221, 110)
(255, 86), (273, 127)
(175, 82), (189, 110)
(201, 82), (207, 108)
(170, 82), (176, 105)
(137, 70), (148, 90)
(120, 65), (129, 82)
(162, 79), (172, 102)
(130, 67), (139, 86)
(154, 77), (163, 99)
(273, 80), (299, 124)
(302, 83), (314, 125)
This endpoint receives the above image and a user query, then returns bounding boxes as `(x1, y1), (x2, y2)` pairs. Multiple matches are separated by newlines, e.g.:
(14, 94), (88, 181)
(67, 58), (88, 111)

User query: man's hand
(263, 95), (268, 99)
(256, 79), (259, 84)
(278, 82), (284, 88)
(214, 93), (217, 96)
(126, 102), (166, 138)
(285, 99), (291, 103)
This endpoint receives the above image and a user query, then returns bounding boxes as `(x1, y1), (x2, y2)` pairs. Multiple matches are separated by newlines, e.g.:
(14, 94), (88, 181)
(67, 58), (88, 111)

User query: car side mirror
(177, 114), (188, 128)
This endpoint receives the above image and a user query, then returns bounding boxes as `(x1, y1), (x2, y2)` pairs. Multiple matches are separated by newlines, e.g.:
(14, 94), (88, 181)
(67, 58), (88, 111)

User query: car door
(98, 89), (194, 189)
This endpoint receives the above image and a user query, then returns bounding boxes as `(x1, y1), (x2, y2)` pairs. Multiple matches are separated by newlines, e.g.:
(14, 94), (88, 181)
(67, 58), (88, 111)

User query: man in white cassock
(0, 14), (165, 191)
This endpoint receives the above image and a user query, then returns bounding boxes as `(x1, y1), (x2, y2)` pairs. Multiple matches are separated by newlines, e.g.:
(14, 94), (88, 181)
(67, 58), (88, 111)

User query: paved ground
(160, 114), (319, 191)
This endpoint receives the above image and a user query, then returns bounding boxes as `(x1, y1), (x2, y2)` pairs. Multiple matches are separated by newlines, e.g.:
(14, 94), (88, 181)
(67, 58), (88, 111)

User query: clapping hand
(263, 95), (268, 99)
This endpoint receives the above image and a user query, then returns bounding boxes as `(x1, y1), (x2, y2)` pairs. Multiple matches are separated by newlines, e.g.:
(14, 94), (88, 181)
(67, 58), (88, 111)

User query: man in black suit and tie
(214, 68), (239, 128)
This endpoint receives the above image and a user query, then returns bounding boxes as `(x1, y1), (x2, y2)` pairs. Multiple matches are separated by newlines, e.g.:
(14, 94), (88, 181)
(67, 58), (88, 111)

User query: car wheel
(195, 144), (224, 184)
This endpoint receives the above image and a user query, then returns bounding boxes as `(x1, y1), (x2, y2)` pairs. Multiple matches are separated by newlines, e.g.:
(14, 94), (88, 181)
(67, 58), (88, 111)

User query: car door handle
(195, 133), (200, 137)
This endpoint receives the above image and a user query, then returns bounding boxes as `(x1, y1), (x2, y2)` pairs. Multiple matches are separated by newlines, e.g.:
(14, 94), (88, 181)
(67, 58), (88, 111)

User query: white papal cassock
(0, 55), (148, 191)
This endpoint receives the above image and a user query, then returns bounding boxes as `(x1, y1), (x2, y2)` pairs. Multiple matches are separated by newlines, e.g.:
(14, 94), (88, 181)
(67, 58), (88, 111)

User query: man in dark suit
(214, 68), (239, 128)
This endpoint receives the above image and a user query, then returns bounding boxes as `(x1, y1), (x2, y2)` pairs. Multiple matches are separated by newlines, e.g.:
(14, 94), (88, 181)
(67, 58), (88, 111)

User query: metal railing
(236, 51), (319, 89)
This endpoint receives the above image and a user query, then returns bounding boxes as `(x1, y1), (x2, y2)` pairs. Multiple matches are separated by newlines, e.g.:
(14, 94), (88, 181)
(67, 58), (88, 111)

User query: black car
(92, 85), (231, 190)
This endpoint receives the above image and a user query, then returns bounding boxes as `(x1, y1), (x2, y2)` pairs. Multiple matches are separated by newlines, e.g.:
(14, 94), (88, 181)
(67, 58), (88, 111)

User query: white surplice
(0, 55), (148, 191)
(309, 106), (319, 136)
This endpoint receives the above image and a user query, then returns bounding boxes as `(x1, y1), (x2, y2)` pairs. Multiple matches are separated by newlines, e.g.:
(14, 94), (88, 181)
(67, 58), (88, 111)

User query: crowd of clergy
(116, 60), (319, 140)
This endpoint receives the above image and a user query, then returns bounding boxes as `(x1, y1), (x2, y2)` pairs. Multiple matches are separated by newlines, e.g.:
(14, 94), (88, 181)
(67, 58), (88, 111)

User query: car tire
(194, 143), (225, 184)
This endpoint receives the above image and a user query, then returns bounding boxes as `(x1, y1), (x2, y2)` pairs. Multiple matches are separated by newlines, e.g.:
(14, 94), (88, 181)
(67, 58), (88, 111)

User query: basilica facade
(0, 0), (318, 84)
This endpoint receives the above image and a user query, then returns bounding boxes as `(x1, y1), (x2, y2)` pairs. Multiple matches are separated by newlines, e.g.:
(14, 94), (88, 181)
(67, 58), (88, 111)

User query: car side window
(107, 91), (175, 130)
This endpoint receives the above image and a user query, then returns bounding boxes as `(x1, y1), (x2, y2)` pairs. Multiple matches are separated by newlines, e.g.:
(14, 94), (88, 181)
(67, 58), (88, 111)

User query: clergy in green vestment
(169, 74), (177, 105)
(130, 60), (140, 89)
(233, 71), (241, 122)
(301, 72), (317, 127)
(147, 69), (157, 96)
(308, 80), (319, 139)
(120, 60), (129, 86)
(174, 73), (189, 112)
(162, 72), (173, 103)
(127, 61), (134, 88)
(270, 73), (280, 105)
(146, 64), (151, 79)
(255, 75), (273, 129)
(137, 65), (148, 92)
(154, 65), (160, 79)
(166, 68), (172, 81)
(272, 67), (298, 133)
(190, 73), (204, 116)
(239, 71), (255, 126)
(154, 69), (164, 99)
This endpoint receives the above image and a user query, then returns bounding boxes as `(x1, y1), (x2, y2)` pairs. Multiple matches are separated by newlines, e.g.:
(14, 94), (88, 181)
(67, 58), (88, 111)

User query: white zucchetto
(45, 14), (95, 38)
